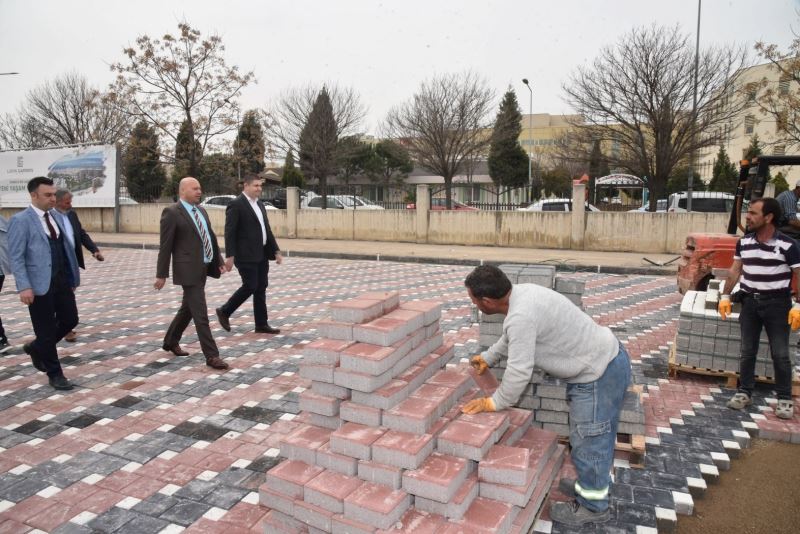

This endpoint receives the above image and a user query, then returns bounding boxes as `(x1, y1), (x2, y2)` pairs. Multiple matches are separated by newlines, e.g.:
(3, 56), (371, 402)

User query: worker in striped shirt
(719, 197), (800, 419)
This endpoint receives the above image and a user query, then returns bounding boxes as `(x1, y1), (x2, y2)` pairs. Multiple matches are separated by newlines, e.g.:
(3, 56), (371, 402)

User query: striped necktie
(192, 207), (213, 261)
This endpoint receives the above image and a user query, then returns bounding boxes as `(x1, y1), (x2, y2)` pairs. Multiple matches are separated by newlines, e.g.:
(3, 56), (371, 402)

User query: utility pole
(522, 79), (533, 201)
(687, 0), (701, 212)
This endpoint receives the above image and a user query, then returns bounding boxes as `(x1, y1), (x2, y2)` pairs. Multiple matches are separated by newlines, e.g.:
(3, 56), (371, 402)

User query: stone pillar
(571, 183), (586, 250)
(287, 187), (299, 239)
(416, 184), (430, 244)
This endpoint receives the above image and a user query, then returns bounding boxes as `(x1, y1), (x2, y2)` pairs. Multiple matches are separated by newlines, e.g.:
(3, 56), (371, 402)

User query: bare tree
(0, 72), (131, 150)
(106, 22), (255, 173)
(384, 72), (494, 208)
(265, 83), (367, 157)
(747, 15), (800, 151)
(562, 25), (747, 208)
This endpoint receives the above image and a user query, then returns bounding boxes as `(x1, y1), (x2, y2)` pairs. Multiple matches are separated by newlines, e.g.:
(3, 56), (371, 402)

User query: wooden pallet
(668, 338), (800, 396)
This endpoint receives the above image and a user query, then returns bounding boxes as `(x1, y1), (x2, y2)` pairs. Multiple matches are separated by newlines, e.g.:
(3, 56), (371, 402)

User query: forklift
(676, 155), (800, 293)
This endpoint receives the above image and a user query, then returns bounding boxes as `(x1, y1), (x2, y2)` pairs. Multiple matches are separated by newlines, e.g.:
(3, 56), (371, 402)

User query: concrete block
(384, 308), (425, 333)
(399, 299), (442, 325)
(351, 379), (410, 411)
(331, 513), (376, 534)
(317, 319), (354, 341)
(330, 298), (384, 324)
(402, 452), (469, 504)
(358, 291), (401, 314)
(330, 423), (386, 461)
(458, 412), (511, 443)
(478, 445), (531, 486)
(540, 397), (569, 412)
(357, 460), (404, 489)
(414, 474), (478, 520)
(299, 390), (341, 417)
(304, 469), (364, 514)
(343, 482), (411, 530)
(340, 401), (382, 427)
(371, 430), (435, 470)
(258, 485), (295, 516)
(555, 277), (585, 294)
(479, 322), (503, 336)
(300, 363), (336, 383)
(383, 396), (439, 435)
(311, 380), (351, 400)
(280, 426), (333, 464)
(310, 413), (342, 430)
(294, 499), (334, 532)
(410, 383), (458, 418)
(535, 410), (569, 425)
(437, 419), (495, 461)
(340, 342), (405, 376)
(265, 459), (324, 500)
(334, 366), (394, 393)
(353, 317), (409, 347)
(304, 338), (355, 365)
(316, 442), (358, 476)
(480, 312), (506, 323)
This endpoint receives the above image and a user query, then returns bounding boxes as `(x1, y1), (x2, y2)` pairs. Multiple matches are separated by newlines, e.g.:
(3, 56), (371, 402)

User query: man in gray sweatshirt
(462, 265), (630, 526)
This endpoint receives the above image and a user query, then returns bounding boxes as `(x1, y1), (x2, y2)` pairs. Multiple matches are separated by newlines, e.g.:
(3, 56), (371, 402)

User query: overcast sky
(1, 0), (798, 136)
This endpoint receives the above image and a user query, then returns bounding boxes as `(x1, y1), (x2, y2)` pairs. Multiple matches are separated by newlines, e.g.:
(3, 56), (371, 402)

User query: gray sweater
(483, 284), (620, 410)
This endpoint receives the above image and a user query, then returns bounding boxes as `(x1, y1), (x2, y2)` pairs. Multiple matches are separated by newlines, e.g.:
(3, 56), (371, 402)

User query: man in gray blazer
(7, 177), (81, 390)
(155, 177), (229, 370)
(0, 213), (11, 354)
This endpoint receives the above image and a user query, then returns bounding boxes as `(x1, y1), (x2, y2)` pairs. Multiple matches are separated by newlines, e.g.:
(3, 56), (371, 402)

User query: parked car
(629, 199), (668, 212)
(517, 198), (599, 212)
(263, 200), (278, 210)
(303, 194), (385, 210)
(200, 195), (237, 209)
(406, 198), (479, 211)
(667, 192), (735, 213)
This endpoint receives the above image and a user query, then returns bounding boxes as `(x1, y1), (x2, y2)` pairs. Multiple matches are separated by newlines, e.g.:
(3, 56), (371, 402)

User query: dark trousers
(738, 294), (794, 400)
(28, 275), (79, 378)
(164, 280), (220, 359)
(0, 275), (6, 341)
(220, 258), (270, 326)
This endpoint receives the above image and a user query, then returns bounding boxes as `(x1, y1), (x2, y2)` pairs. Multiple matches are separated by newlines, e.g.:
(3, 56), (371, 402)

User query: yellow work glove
(470, 355), (488, 375)
(718, 295), (731, 320)
(788, 303), (800, 331)
(461, 397), (495, 415)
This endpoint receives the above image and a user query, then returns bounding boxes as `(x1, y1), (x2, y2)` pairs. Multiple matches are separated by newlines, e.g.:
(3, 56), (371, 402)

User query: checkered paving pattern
(0, 249), (796, 533)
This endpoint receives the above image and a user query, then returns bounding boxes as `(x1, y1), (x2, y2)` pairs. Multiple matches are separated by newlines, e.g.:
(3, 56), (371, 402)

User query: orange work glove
(788, 303), (800, 331)
(718, 295), (731, 320)
(470, 355), (488, 375)
(461, 397), (495, 415)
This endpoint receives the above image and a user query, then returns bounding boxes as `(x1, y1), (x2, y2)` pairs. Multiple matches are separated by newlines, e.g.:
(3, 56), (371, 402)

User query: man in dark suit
(155, 177), (229, 370)
(216, 174), (282, 334)
(7, 177), (81, 390)
(54, 189), (105, 342)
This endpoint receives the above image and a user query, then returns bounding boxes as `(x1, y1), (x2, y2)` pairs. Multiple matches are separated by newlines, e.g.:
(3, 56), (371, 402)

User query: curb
(95, 241), (677, 277)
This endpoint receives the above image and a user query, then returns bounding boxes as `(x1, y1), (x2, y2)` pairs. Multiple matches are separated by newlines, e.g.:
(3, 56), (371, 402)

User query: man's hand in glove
(718, 295), (731, 320)
(470, 355), (488, 375)
(461, 397), (495, 415)
(788, 303), (800, 331)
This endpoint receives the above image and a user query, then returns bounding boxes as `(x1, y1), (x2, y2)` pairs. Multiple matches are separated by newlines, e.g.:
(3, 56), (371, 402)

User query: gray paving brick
(132, 493), (182, 516)
(51, 522), (95, 534)
(159, 499), (212, 526)
(113, 513), (170, 533)
(202, 485), (249, 509)
(0, 476), (51, 502)
(88, 507), (137, 532)
(174, 479), (219, 501)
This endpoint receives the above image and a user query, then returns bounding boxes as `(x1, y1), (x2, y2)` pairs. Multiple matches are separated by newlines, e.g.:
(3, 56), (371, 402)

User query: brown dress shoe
(162, 343), (189, 356)
(255, 324), (281, 334)
(216, 308), (231, 332)
(64, 331), (77, 342)
(206, 356), (230, 370)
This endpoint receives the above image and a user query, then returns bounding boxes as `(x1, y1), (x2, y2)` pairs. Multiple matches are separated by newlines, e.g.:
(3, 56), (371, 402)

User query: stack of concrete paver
(674, 283), (796, 377)
(476, 265), (646, 438)
(259, 291), (566, 534)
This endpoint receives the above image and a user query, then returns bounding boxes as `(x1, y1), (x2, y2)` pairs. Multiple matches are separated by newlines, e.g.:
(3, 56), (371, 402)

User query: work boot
(726, 392), (752, 410)
(550, 500), (610, 526)
(558, 478), (577, 498)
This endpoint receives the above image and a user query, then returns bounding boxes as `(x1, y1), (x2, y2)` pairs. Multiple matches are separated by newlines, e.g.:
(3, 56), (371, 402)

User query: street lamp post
(687, 0), (701, 212)
(522, 79), (533, 200)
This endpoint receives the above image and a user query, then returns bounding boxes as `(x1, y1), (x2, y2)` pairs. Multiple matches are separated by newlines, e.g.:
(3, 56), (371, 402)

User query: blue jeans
(738, 293), (793, 400)
(566, 344), (631, 512)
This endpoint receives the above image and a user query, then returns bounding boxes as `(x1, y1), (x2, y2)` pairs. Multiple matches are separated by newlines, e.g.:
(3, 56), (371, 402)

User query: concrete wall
(1, 188), (731, 254)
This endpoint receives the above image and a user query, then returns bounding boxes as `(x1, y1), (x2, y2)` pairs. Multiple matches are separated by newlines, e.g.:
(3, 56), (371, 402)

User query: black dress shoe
(255, 324), (281, 334)
(23, 342), (46, 372)
(162, 343), (189, 356)
(49, 375), (74, 390)
(216, 307), (231, 331)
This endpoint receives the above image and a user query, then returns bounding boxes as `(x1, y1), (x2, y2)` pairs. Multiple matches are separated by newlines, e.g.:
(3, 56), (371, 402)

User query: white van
(667, 192), (735, 213)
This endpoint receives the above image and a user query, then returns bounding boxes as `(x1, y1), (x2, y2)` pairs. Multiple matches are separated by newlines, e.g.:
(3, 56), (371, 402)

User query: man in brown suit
(154, 177), (229, 370)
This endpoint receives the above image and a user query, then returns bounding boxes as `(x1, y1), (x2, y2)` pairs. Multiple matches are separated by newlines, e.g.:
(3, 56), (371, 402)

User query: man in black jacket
(216, 175), (282, 334)
(55, 189), (105, 343)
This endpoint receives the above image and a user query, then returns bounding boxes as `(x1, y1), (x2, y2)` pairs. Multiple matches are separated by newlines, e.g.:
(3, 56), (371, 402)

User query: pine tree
(772, 171), (790, 196)
(743, 134), (770, 179)
(488, 89), (529, 188)
(235, 110), (266, 175)
(172, 119), (203, 192)
(373, 140), (413, 184)
(199, 153), (236, 194)
(299, 87), (337, 207)
(708, 145), (738, 192)
(124, 121), (166, 202)
(281, 149), (305, 188)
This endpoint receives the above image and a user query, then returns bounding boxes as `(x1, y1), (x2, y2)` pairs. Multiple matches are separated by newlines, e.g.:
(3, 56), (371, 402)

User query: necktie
(44, 212), (57, 240)
(192, 208), (213, 261)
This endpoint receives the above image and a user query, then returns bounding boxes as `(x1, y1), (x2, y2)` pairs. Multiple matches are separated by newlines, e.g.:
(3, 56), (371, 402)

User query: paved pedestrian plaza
(0, 248), (796, 533)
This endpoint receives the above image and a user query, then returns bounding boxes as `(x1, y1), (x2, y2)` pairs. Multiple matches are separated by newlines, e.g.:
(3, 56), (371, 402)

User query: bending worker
(462, 265), (630, 527)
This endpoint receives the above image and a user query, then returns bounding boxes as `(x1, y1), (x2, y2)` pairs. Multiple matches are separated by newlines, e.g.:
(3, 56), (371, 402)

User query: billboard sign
(0, 145), (117, 207)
